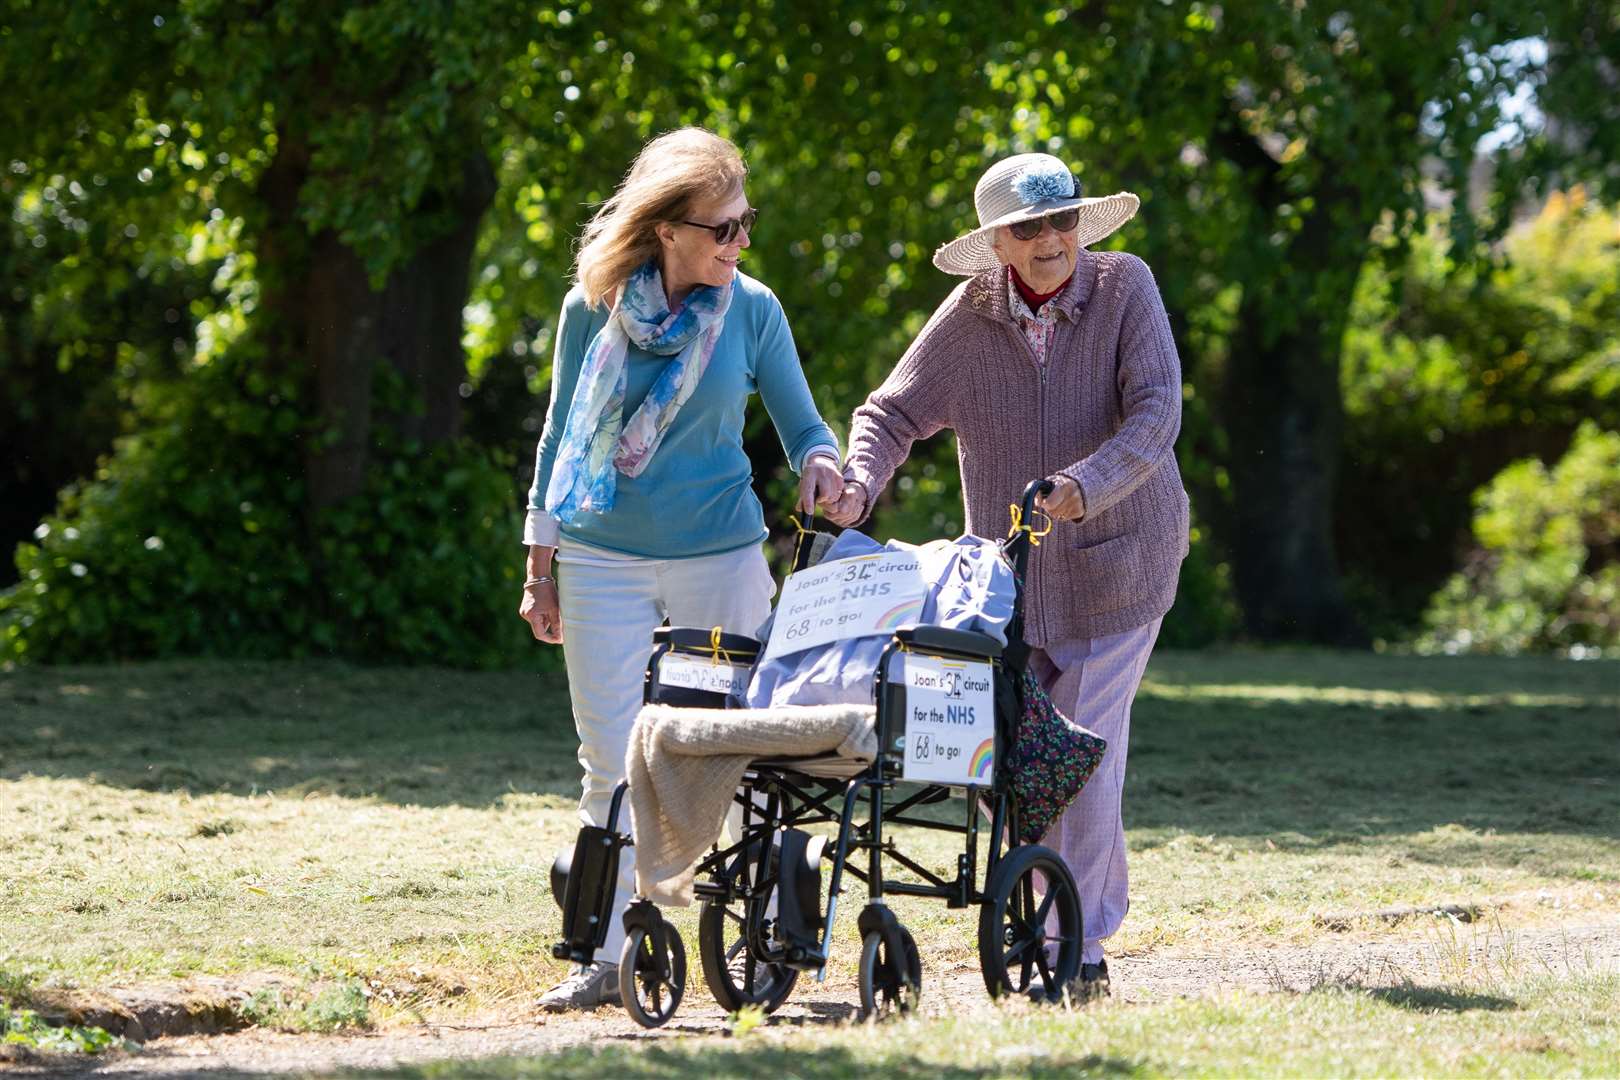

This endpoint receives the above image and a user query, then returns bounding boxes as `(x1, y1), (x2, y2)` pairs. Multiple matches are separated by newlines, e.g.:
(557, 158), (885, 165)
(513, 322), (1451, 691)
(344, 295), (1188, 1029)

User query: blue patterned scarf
(545, 261), (733, 523)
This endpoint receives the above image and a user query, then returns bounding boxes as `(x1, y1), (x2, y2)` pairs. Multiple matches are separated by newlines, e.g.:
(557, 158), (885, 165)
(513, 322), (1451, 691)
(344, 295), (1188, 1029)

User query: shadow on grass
(1127, 652), (1620, 847)
(0, 660), (580, 808)
(28, 1039), (1143, 1080)
(3, 651), (1618, 841)
(325, 1044), (1145, 1080)
(1365, 984), (1519, 1013)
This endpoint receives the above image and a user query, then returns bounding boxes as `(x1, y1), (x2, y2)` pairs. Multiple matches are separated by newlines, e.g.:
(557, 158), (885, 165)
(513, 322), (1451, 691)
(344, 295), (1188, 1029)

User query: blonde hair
(574, 128), (747, 309)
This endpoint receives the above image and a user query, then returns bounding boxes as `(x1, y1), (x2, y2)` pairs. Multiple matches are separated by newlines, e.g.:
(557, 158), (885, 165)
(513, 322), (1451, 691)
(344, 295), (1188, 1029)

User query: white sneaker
(537, 962), (620, 1012)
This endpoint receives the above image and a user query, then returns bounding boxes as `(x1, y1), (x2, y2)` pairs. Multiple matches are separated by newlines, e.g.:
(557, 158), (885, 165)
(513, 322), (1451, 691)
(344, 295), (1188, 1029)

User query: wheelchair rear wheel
(620, 925), (686, 1028)
(857, 924), (921, 1020)
(978, 844), (1082, 1002)
(697, 858), (800, 1013)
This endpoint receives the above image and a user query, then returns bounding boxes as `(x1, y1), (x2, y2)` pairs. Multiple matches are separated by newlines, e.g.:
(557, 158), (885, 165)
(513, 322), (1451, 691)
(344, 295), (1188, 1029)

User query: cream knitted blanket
(625, 703), (877, 906)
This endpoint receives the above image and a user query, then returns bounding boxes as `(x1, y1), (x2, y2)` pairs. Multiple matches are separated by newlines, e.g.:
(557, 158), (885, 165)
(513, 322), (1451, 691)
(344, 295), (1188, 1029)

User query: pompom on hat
(932, 153), (1140, 276)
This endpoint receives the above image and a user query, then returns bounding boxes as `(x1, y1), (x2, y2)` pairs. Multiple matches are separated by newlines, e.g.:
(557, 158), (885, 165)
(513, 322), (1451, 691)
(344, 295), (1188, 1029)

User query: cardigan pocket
(1066, 533), (1144, 615)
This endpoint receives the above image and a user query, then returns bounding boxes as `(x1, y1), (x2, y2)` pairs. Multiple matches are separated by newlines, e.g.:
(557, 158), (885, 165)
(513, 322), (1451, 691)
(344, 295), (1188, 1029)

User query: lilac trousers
(1028, 618), (1162, 965)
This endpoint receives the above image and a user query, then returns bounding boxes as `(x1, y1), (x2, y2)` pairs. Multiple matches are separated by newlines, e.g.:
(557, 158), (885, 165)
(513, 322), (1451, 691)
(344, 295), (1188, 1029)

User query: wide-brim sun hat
(933, 153), (1140, 276)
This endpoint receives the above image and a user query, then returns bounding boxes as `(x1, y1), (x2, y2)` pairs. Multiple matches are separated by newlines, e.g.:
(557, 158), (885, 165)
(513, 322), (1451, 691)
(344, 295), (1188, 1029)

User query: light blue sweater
(527, 272), (837, 559)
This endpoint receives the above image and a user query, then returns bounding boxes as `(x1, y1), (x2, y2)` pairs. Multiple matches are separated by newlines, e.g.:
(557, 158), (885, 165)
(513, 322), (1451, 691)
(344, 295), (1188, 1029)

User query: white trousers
(1028, 618), (1161, 965)
(556, 536), (777, 962)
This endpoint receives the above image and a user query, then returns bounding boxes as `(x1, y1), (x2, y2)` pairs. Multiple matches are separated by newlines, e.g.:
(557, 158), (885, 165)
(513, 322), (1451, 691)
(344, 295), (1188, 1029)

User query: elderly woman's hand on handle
(1035, 475), (1086, 522)
(822, 475), (868, 527)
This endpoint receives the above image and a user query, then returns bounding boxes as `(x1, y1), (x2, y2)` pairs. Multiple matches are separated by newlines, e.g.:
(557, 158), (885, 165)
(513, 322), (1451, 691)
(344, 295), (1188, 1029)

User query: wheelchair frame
(550, 480), (1083, 1025)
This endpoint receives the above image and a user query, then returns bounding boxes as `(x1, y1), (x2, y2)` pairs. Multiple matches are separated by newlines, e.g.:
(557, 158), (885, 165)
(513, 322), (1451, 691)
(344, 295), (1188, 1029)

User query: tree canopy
(3, 0), (1617, 662)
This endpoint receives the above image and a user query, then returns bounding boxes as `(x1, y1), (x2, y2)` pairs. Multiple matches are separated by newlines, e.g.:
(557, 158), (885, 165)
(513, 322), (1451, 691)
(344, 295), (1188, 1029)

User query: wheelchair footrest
(553, 825), (624, 962)
(774, 828), (827, 963)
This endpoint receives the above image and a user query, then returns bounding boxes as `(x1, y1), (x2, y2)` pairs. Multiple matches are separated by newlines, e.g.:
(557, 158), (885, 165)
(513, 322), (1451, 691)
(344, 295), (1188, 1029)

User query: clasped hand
(797, 454), (848, 517)
(797, 453), (874, 527)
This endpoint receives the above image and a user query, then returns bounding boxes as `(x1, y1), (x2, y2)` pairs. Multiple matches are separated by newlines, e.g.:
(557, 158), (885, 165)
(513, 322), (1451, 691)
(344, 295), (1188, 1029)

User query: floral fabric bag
(1005, 668), (1107, 846)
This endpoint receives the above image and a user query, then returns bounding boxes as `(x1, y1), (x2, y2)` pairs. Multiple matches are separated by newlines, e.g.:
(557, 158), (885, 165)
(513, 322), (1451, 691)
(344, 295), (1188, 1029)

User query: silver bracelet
(523, 576), (554, 589)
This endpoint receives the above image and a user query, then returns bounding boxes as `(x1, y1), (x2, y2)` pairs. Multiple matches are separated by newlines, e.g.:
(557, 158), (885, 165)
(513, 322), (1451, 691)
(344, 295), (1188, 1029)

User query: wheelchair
(549, 480), (1082, 1026)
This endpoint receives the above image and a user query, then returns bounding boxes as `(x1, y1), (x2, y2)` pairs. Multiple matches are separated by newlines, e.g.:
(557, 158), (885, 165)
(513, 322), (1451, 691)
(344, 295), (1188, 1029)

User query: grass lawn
(2, 649), (1617, 1071)
(349, 974), (1620, 1078)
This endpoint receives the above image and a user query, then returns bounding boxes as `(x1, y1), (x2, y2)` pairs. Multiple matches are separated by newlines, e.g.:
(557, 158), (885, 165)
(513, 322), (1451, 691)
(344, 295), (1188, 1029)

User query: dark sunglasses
(679, 207), (759, 245)
(1007, 208), (1080, 241)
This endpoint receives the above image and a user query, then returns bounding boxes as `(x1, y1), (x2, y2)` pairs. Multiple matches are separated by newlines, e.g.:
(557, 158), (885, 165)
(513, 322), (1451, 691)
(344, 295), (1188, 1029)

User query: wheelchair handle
(1021, 479), (1054, 524)
(1009, 479), (1054, 579)
(1005, 478), (1055, 655)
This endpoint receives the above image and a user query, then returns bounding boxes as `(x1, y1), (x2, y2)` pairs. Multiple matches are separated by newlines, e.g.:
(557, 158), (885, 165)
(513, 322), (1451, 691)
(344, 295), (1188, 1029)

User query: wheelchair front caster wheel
(620, 925), (686, 1028)
(857, 925), (921, 1020)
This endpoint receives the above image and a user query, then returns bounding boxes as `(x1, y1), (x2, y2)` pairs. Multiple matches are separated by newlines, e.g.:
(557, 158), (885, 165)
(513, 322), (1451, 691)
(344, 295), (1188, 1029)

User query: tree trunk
(1223, 302), (1363, 643)
(1221, 196), (1372, 645)
(256, 142), (497, 512)
(304, 236), (380, 508)
(377, 153), (498, 446)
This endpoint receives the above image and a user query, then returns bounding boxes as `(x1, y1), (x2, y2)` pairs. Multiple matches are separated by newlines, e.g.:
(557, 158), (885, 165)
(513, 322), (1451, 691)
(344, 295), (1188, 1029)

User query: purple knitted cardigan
(844, 248), (1189, 645)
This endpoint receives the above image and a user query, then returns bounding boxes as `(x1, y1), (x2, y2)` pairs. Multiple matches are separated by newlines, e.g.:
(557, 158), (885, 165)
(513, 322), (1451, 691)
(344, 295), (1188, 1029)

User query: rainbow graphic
(874, 598), (924, 630)
(970, 737), (995, 780)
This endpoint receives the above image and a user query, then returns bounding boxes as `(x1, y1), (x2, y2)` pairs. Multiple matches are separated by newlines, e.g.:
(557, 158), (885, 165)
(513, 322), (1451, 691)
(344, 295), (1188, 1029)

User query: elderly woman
(824, 153), (1188, 997)
(521, 127), (844, 1011)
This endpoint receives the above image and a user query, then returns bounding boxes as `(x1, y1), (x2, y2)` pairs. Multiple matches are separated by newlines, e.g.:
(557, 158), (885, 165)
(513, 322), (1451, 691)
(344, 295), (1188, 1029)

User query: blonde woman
(519, 128), (844, 1011)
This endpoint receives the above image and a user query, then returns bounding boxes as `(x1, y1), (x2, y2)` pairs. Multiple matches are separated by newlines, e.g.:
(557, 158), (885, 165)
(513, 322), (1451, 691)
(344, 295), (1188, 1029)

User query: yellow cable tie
(1006, 504), (1053, 548)
(709, 625), (735, 666)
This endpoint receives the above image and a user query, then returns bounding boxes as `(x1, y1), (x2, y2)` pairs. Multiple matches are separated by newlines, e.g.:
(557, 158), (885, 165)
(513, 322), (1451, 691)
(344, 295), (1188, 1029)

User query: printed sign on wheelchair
(894, 653), (996, 786)
(656, 651), (750, 697)
(762, 550), (928, 662)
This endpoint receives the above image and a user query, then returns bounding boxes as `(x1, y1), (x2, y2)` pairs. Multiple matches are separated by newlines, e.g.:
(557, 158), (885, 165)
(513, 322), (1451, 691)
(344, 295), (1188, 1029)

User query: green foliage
(1421, 421), (1620, 656)
(0, 167), (232, 587)
(0, 1001), (117, 1055)
(1159, 516), (1241, 649)
(2, 342), (307, 662)
(303, 981), (371, 1032)
(6, 1), (1619, 655)
(0, 967), (36, 1006)
(239, 979), (370, 1033)
(1340, 193), (1620, 636)
(723, 1004), (766, 1038)
(1345, 192), (1620, 432)
(0, 351), (537, 669)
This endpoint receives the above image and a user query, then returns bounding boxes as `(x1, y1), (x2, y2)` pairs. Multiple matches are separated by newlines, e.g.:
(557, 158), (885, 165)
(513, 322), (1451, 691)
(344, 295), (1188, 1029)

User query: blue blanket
(744, 530), (1016, 709)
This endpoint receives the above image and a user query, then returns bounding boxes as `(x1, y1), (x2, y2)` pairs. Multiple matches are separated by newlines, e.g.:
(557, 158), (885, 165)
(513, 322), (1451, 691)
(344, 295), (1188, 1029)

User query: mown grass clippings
(2, 650), (1616, 1037)
(194, 817), (244, 838)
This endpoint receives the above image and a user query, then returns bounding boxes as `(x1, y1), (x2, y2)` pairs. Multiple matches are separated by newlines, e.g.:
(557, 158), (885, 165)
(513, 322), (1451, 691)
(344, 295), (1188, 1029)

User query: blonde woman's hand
(519, 580), (563, 644)
(797, 454), (846, 516)
(1036, 475), (1086, 522)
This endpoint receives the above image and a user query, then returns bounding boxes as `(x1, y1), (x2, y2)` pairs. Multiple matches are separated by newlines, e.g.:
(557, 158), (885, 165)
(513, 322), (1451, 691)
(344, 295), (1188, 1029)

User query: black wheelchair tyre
(697, 885), (800, 1014)
(857, 925), (921, 1020)
(977, 844), (1082, 1002)
(619, 925), (686, 1028)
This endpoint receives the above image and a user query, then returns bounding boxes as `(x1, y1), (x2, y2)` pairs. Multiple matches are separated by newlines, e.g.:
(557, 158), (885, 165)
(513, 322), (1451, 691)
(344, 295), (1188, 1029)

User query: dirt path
(16, 922), (1619, 1078)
